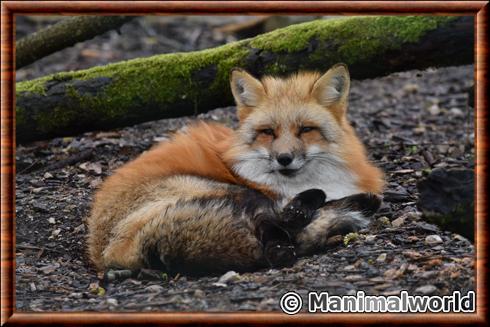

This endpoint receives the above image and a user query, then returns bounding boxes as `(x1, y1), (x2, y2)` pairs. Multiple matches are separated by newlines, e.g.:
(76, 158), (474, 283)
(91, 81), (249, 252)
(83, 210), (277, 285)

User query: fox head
(225, 64), (383, 200)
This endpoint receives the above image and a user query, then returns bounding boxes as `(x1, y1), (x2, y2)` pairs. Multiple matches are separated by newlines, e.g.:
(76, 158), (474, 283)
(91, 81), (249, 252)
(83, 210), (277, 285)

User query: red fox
(87, 64), (384, 275)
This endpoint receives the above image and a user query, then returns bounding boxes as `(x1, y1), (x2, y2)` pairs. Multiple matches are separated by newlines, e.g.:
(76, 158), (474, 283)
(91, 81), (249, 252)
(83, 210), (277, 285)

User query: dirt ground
(15, 17), (475, 312)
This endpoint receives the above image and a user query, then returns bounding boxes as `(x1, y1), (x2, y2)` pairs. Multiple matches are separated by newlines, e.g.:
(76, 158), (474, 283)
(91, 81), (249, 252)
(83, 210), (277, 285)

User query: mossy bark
(16, 16), (134, 69)
(16, 16), (473, 143)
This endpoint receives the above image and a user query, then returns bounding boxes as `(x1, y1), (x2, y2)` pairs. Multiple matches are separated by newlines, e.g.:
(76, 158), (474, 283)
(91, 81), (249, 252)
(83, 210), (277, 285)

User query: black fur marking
(142, 242), (167, 271)
(281, 189), (326, 230)
(229, 188), (276, 217)
(254, 213), (299, 268)
(323, 193), (381, 217)
(264, 241), (297, 268)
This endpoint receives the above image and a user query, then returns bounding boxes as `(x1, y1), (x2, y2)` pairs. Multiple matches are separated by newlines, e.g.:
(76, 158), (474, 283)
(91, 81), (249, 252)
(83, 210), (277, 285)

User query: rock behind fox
(87, 64), (384, 275)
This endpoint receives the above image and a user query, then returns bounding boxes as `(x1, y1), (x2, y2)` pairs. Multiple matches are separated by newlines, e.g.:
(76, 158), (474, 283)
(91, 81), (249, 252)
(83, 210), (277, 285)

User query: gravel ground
(15, 16), (475, 312)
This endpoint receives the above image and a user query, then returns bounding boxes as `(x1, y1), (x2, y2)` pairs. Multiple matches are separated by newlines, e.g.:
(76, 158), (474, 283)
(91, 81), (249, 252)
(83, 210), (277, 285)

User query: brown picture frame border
(1, 1), (487, 325)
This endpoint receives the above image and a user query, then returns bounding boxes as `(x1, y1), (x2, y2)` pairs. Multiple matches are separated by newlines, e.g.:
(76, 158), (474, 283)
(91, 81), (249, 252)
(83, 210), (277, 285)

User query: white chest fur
(233, 152), (361, 204)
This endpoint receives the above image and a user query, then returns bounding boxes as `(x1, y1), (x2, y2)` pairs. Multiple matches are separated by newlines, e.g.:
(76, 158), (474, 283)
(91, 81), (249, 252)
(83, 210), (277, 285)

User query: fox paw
(323, 193), (382, 237)
(264, 241), (297, 268)
(324, 192), (382, 217)
(281, 189), (326, 230)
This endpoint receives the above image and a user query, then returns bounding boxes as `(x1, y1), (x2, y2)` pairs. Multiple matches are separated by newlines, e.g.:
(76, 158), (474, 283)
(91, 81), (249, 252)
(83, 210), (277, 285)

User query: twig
(39, 149), (93, 173)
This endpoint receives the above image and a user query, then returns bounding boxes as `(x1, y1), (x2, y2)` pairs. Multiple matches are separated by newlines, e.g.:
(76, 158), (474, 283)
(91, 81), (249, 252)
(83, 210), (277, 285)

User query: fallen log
(16, 16), (473, 143)
(16, 16), (134, 69)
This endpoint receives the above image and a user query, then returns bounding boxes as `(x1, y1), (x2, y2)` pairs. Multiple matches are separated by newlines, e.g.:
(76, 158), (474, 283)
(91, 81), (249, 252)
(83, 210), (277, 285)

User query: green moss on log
(16, 16), (469, 142)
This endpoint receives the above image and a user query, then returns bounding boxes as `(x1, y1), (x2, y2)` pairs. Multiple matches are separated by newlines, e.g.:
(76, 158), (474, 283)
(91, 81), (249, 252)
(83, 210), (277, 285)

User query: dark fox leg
(254, 189), (327, 268)
(281, 189), (327, 231)
(296, 193), (382, 255)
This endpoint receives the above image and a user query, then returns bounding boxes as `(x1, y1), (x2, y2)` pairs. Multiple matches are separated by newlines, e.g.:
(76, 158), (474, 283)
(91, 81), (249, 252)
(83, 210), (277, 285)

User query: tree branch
(16, 16), (134, 69)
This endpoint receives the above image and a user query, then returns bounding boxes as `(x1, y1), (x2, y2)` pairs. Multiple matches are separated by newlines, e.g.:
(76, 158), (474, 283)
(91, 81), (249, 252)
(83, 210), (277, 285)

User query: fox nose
(277, 153), (294, 166)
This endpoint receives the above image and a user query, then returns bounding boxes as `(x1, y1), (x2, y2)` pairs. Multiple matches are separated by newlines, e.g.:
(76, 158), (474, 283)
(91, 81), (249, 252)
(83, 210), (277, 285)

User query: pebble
(403, 83), (419, 93)
(414, 284), (438, 295)
(343, 274), (364, 282)
(428, 104), (441, 115)
(74, 224), (86, 233)
(425, 235), (443, 245)
(38, 263), (59, 274)
(391, 216), (405, 228)
(343, 265), (356, 271)
(449, 107), (464, 117)
(194, 289), (205, 298)
(420, 271), (438, 279)
(407, 264), (418, 271)
(365, 235), (376, 244)
(453, 234), (470, 243)
(144, 285), (165, 293)
(106, 298), (118, 306)
(218, 271), (240, 284)
(376, 253), (387, 263)
(48, 217), (56, 224)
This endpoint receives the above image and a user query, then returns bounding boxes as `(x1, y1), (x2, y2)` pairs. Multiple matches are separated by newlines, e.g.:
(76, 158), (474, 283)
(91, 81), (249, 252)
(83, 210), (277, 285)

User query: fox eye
(259, 128), (275, 136)
(299, 126), (316, 134)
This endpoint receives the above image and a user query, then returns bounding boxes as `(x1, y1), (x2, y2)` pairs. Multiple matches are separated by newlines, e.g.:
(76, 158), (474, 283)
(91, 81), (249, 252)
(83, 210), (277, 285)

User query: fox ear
(230, 68), (265, 108)
(311, 63), (350, 111)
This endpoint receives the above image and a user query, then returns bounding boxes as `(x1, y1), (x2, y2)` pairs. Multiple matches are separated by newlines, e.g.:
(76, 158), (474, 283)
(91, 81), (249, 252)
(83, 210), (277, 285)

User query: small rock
(43, 172), (53, 179)
(407, 264), (418, 271)
(74, 224), (86, 233)
(391, 216), (405, 228)
(428, 104), (441, 115)
(425, 258), (442, 266)
(376, 253), (387, 263)
(144, 285), (165, 293)
(106, 298), (118, 306)
(194, 289), (205, 298)
(413, 126), (426, 135)
(415, 222), (440, 233)
(79, 162), (103, 175)
(420, 271), (438, 279)
(29, 282), (36, 292)
(344, 274), (363, 282)
(365, 235), (376, 244)
(414, 284), (438, 295)
(48, 217), (56, 224)
(218, 271), (240, 284)
(425, 235), (443, 245)
(403, 83), (419, 94)
(453, 234), (470, 243)
(449, 107), (464, 117)
(38, 263), (59, 274)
